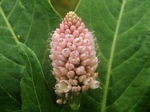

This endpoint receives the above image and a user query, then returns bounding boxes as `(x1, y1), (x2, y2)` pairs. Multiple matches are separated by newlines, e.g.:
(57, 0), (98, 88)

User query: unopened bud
(91, 73), (98, 79)
(65, 93), (70, 99)
(71, 79), (78, 86)
(76, 66), (85, 75)
(81, 85), (89, 92)
(67, 71), (75, 79)
(78, 75), (86, 82)
(72, 86), (81, 92)
(56, 99), (63, 105)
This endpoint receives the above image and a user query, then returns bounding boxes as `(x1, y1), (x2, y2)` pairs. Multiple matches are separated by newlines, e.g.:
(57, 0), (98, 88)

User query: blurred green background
(51, 0), (79, 17)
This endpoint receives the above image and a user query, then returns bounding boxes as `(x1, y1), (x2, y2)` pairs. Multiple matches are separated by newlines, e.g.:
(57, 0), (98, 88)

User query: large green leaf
(18, 43), (59, 112)
(0, 0), (61, 111)
(76, 0), (150, 112)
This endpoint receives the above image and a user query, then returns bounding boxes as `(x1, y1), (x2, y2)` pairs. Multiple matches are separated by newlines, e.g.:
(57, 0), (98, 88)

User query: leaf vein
(119, 3), (150, 36)
(0, 7), (19, 44)
(112, 44), (143, 72)
(24, 1), (35, 44)
(0, 84), (21, 106)
(7, 0), (18, 19)
(0, 53), (24, 67)
(110, 59), (148, 107)
(101, 0), (126, 111)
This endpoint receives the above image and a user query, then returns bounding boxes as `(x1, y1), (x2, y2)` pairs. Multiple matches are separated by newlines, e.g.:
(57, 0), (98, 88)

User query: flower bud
(66, 71), (75, 79)
(70, 51), (79, 58)
(65, 34), (74, 42)
(70, 25), (76, 31)
(91, 73), (98, 78)
(62, 48), (70, 57)
(83, 77), (93, 85)
(76, 66), (85, 75)
(67, 42), (76, 51)
(72, 86), (81, 92)
(81, 85), (89, 92)
(73, 30), (79, 37)
(78, 75), (86, 82)
(58, 38), (67, 48)
(73, 37), (83, 46)
(65, 62), (75, 70)
(71, 79), (78, 86)
(56, 99), (63, 104)
(77, 46), (86, 53)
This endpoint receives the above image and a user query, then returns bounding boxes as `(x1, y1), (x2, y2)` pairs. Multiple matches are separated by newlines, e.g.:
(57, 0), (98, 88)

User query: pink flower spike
(49, 11), (100, 104)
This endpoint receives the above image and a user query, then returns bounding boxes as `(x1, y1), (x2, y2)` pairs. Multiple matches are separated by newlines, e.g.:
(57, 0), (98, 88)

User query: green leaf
(0, 54), (23, 112)
(76, 0), (150, 112)
(0, 2), (23, 111)
(18, 43), (59, 112)
(0, 0), (61, 111)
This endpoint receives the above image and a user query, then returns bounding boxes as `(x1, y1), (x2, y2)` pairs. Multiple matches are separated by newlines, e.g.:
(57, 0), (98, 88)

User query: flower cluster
(49, 11), (100, 104)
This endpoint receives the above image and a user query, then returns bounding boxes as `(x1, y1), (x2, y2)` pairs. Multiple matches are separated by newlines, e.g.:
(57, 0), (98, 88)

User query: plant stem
(69, 93), (80, 112)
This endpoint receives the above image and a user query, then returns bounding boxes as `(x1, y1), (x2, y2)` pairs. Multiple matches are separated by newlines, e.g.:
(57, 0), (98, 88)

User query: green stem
(69, 93), (80, 112)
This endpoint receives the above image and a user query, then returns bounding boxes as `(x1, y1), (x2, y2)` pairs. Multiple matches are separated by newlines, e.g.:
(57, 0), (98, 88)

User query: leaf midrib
(100, 0), (126, 111)
(22, 45), (42, 112)
(0, 7), (19, 45)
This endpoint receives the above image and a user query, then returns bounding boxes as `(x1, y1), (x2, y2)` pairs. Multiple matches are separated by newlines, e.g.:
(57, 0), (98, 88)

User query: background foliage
(0, 0), (150, 112)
